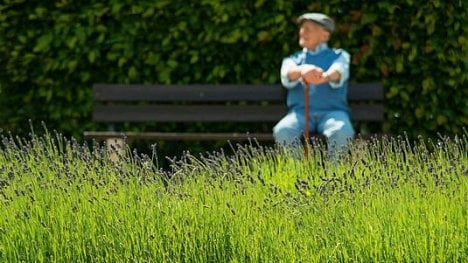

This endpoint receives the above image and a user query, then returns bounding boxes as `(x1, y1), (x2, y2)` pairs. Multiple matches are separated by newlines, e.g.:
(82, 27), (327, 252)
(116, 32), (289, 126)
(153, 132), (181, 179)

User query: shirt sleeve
(327, 49), (351, 89)
(280, 57), (301, 89)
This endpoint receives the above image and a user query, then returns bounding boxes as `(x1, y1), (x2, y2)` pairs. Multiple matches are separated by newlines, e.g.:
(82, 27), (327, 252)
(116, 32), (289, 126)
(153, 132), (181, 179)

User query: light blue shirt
(279, 43), (351, 112)
(280, 43), (350, 89)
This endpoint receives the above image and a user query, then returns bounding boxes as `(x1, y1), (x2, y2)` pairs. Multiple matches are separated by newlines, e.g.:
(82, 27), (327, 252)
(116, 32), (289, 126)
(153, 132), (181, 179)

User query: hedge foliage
(0, 0), (466, 139)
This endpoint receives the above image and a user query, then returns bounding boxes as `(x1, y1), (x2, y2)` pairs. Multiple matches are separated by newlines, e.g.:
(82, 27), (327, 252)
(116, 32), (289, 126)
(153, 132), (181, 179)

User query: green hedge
(0, 0), (466, 139)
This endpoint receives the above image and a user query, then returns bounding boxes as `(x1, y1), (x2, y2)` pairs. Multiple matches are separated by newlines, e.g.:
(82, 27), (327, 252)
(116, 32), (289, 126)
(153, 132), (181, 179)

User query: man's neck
(303, 43), (328, 54)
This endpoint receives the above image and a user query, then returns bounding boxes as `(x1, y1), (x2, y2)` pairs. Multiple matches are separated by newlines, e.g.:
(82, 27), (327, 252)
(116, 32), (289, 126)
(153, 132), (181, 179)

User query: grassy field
(0, 129), (466, 262)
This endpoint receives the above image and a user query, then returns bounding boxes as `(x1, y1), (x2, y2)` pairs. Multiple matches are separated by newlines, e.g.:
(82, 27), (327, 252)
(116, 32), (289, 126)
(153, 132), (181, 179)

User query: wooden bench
(83, 83), (384, 143)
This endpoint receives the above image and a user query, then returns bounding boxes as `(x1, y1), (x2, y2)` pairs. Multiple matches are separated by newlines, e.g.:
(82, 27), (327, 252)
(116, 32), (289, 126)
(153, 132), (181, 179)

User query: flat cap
(297, 13), (335, 33)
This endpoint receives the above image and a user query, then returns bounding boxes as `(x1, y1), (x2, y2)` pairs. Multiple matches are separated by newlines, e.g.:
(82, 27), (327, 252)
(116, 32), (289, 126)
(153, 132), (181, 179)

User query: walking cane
(303, 80), (310, 160)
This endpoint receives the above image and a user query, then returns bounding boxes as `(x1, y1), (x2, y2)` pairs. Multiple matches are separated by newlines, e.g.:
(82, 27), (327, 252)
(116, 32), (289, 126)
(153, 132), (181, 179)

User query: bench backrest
(92, 83), (384, 123)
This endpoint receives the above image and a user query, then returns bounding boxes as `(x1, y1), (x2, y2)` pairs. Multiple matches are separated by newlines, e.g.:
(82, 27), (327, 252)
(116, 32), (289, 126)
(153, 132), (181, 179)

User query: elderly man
(273, 13), (354, 157)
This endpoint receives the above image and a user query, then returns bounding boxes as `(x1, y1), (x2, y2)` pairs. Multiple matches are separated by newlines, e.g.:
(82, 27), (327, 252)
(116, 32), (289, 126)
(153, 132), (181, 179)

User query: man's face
(298, 20), (330, 50)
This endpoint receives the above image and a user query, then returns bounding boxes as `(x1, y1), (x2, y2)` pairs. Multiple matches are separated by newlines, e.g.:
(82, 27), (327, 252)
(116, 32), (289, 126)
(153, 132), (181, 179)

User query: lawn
(0, 130), (466, 262)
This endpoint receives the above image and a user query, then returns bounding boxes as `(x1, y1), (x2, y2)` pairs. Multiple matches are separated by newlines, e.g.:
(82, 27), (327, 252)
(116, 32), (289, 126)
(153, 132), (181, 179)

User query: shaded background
(0, 0), (466, 158)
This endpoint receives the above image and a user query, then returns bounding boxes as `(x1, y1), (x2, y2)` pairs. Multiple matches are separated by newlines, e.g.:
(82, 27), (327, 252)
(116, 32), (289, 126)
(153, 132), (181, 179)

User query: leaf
(111, 2), (123, 14)
(274, 14), (285, 24)
(118, 57), (127, 67)
(66, 36), (78, 49)
(144, 52), (160, 65)
(88, 50), (97, 63)
(80, 72), (91, 82)
(95, 25), (107, 33)
(97, 33), (106, 44)
(255, 0), (266, 8)
(408, 46), (418, 61)
(75, 26), (87, 44)
(257, 31), (270, 42)
(167, 60), (178, 68)
(17, 35), (28, 44)
(372, 25), (382, 37)
(361, 13), (377, 25)
(142, 8), (154, 18)
(67, 60), (78, 72)
(33, 34), (54, 52)
(131, 5), (144, 14)
(415, 107), (424, 119)
(400, 91), (410, 102)
(387, 86), (400, 99)
(436, 115), (448, 125)
(34, 6), (47, 18)
(190, 53), (199, 64)
(106, 52), (118, 62)
(395, 56), (404, 73)
(421, 78), (435, 94)
(425, 15), (436, 35)
(128, 67), (138, 79)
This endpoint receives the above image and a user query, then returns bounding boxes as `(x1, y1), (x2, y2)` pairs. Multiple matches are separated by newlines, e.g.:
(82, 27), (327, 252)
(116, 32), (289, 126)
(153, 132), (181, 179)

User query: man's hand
(301, 65), (328, 85)
(287, 64), (338, 84)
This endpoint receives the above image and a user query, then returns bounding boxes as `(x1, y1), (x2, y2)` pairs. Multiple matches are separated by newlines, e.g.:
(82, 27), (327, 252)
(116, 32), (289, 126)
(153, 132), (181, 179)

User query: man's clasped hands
(300, 64), (330, 85)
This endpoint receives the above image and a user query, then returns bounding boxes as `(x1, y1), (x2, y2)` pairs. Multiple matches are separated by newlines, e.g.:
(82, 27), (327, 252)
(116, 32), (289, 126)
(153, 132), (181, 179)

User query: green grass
(0, 129), (466, 262)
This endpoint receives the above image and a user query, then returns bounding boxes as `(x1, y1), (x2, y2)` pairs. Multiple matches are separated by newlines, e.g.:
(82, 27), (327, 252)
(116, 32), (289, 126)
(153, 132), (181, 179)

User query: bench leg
(106, 137), (125, 162)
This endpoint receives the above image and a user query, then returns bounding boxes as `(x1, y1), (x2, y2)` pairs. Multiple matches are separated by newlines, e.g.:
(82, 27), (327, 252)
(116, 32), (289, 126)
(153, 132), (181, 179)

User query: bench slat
(93, 83), (383, 102)
(93, 104), (383, 122)
(84, 131), (275, 141)
(93, 105), (287, 122)
(347, 83), (384, 101)
(93, 84), (285, 101)
(349, 104), (384, 121)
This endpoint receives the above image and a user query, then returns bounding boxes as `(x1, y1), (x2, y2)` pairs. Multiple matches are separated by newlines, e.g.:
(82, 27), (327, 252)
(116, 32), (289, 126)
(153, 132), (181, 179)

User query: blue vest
(286, 49), (349, 113)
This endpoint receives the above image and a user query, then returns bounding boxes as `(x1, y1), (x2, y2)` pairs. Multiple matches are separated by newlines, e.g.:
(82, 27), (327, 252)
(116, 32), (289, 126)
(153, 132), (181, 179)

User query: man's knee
(273, 124), (301, 145)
